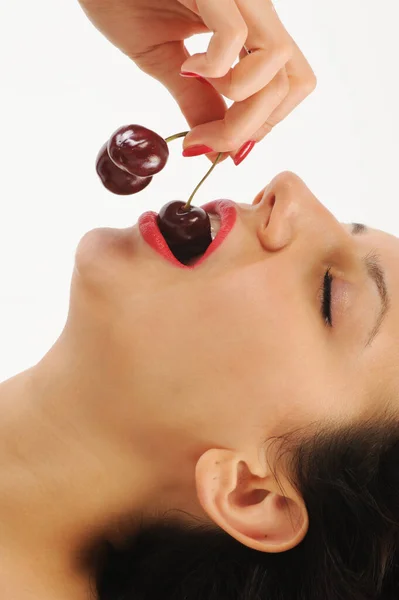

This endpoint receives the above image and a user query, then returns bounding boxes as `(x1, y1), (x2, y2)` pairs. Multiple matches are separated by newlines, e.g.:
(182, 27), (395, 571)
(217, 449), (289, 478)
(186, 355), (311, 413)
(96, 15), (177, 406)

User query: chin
(74, 226), (136, 281)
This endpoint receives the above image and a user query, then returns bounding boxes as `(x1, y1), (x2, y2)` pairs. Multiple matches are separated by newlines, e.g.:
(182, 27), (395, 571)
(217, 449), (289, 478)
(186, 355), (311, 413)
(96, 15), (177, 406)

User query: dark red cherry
(157, 201), (212, 263)
(107, 125), (169, 177)
(96, 143), (152, 195)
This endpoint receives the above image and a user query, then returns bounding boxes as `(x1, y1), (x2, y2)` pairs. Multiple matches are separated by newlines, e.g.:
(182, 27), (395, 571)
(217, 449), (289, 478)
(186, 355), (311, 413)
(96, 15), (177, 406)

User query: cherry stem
(165, 131), (189, 143)
(183, 152), (223, 210)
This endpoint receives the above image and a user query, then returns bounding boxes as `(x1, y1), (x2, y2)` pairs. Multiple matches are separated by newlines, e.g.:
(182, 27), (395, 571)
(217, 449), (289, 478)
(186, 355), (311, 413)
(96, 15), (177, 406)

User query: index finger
(180, 0), (248, 78)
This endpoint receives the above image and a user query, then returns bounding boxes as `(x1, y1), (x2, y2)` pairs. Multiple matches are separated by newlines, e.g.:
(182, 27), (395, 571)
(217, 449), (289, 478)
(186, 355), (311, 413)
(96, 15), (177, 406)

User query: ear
(195, 448), (308, 553)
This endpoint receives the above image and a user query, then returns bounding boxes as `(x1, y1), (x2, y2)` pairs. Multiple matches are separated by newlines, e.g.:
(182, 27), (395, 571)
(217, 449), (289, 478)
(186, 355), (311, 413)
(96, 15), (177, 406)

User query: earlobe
(195, 448), (308, 554)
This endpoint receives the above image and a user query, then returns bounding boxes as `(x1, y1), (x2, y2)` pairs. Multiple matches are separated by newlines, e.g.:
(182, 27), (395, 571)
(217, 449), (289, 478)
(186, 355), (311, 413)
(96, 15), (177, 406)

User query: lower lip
(138, 200), (237, 268)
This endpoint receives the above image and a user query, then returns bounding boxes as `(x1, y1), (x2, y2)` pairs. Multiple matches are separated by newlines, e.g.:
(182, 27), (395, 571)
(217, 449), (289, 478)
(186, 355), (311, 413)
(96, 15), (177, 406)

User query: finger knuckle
(262, 121), (274, 135)
(128, 43), (165, 72)
(225, 82), (248, 102)
(302, 72), (317, 95)
(233, 23), (249, 46)
(274, 72), (290, 101)
(269, 39), (293, 64)
(254, 121), (273, 140)
(222, 125), (241, 149)
(276, 40), (293, 63)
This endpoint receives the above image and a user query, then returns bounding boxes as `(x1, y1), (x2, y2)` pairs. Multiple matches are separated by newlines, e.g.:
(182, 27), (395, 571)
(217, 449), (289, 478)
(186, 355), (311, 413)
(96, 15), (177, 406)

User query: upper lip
(138, 200), (237, 268)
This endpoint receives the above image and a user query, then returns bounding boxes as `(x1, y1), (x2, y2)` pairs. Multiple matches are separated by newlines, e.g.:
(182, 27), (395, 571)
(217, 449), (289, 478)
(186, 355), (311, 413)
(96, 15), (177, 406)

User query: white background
(0, 0), (398, 381)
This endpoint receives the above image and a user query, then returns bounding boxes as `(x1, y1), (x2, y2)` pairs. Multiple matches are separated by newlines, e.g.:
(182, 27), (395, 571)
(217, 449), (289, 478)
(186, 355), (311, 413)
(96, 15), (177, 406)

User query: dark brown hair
(94, 414), (399, 599)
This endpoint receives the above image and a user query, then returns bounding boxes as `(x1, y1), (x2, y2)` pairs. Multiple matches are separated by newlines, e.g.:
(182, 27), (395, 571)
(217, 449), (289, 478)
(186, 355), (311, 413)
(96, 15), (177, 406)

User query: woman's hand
(79, 0), (316, 164)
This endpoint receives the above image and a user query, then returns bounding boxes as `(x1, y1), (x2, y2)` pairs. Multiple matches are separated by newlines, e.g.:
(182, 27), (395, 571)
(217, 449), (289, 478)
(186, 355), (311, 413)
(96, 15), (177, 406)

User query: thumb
(133, 40), (228, 162)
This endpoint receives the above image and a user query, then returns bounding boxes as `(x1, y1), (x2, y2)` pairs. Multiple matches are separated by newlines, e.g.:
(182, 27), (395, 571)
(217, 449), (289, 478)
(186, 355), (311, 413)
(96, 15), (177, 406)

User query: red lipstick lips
(138, 200), (237, 268)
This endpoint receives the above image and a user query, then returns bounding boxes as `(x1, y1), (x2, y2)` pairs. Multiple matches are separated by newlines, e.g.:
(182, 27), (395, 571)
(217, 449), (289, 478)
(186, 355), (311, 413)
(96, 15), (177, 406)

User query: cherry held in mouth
(157, 201), (212, 263)
(107, 125), (169, 177)
(96, 144), (152, 195)
(156, 151), (223, 263)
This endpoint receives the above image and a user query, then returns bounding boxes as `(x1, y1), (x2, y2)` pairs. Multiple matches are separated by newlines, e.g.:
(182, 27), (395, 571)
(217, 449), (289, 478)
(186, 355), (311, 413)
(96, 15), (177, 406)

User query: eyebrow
(350, 223), (391, 347)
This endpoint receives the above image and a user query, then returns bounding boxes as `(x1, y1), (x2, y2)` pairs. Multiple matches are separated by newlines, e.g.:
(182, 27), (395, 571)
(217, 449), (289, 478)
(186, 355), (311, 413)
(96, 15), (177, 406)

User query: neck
(0, 332), (192, 568)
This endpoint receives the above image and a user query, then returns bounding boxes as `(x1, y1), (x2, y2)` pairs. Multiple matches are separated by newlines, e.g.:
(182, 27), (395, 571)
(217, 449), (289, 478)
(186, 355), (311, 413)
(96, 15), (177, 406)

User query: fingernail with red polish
(233, 141), (256, 166)
(180, 71), (211, 85)
(183, 144), (214, 157)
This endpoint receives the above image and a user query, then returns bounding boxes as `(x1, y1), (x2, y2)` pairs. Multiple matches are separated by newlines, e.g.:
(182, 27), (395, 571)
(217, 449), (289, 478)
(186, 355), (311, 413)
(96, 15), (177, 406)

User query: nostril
(252, 192), (263, 206)
(252, 186), (269, 206)
(264, 194), (275, 229)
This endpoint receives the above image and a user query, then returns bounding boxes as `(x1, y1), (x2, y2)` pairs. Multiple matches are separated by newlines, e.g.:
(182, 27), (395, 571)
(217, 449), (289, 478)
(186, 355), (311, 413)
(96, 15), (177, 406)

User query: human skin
(0, 171), (398, 598)
(78, 0), (316, 163)
(0, 2), (319, 595)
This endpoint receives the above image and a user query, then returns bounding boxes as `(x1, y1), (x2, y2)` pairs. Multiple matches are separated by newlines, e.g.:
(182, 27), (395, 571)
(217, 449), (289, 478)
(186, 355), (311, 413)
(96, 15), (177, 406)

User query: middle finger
(183, 68), (290, 152)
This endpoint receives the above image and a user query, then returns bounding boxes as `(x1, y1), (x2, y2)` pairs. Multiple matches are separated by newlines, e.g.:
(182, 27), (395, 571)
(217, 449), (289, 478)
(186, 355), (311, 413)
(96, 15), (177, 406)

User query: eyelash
(320, 268), (333, 327)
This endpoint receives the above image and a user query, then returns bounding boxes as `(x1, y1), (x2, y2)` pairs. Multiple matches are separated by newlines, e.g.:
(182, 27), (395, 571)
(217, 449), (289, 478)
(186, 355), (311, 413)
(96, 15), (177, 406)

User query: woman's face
(68, 171), (399, 456)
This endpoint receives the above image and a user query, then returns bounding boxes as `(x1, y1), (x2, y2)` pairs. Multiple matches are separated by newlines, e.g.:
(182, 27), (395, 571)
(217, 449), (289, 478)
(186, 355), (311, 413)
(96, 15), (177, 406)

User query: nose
(253, 171), (349, 256)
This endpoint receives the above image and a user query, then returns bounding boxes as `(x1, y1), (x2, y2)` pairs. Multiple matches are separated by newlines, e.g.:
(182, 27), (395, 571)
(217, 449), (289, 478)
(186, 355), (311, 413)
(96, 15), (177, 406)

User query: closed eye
(320, 268), (333, 327)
